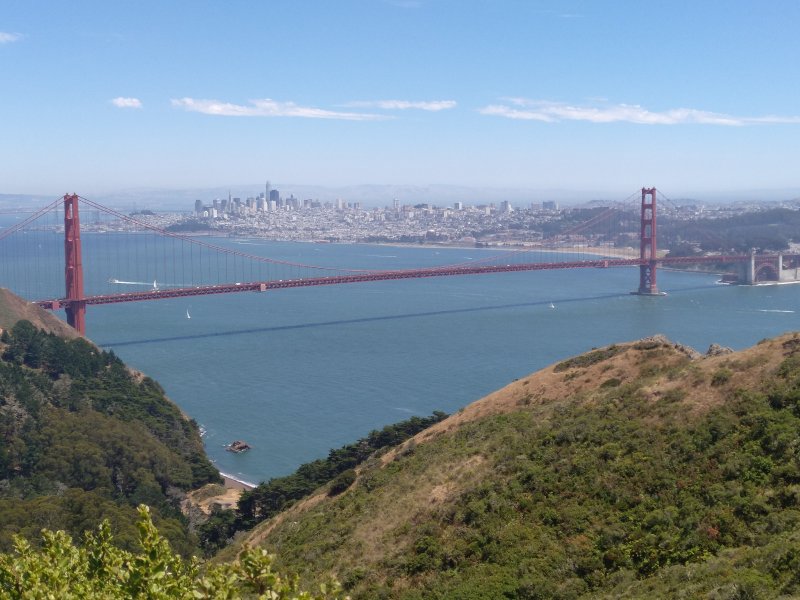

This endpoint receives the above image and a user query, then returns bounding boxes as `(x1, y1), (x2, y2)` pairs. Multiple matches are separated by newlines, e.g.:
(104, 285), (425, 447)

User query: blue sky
(2, 1), (799, 200)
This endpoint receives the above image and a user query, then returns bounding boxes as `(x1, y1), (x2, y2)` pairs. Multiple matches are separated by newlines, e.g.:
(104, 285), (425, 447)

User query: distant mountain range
(1, 184), (799, 212)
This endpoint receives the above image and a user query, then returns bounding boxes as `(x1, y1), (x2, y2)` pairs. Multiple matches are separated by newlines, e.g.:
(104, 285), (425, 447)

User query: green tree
(0, 505), (345, 599)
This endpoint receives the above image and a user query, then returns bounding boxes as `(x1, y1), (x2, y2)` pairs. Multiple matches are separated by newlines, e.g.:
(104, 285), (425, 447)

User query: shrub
(329, 469), (357, 496)
(712, 368), (733, 387)
(554, 346), (624, 372)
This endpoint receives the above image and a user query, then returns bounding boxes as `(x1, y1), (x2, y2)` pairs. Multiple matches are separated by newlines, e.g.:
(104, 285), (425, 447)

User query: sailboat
(549, 302), (556, 309)
(186, 308), (191, 319)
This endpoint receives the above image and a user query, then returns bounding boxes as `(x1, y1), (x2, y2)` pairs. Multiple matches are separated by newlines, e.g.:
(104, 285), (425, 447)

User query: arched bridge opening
(754, 263), (779, 283)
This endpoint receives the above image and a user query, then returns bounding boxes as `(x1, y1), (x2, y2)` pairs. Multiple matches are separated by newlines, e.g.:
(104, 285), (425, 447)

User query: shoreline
(220, 471), (257, 490)
(227, 235), (642, 259)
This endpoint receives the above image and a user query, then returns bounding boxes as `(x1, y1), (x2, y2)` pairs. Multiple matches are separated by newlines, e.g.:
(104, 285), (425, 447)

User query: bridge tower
(636, 187), (662, 295)
(63, 193), (86, 335)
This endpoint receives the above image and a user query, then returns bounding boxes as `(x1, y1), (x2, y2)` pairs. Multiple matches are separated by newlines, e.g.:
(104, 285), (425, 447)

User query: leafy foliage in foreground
(0, 505), (344, 599)
(0, 321), (219, 554)
(256, 338), (800, 599)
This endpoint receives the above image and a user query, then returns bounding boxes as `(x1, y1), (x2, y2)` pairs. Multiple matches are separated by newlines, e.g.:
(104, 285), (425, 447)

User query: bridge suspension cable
(3, 188), (782, 335)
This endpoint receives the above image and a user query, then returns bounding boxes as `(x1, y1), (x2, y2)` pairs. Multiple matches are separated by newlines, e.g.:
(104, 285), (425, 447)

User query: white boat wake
(108, 278), (189, 290)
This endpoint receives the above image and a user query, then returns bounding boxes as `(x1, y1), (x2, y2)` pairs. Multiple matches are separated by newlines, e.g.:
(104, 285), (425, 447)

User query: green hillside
(5, 282), (800, 598)
(233, 333), (800, 599)
(0, 317), (220, 555)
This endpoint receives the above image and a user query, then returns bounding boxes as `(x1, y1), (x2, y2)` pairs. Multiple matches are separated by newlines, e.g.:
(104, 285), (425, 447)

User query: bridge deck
(34, 255), (760, 309)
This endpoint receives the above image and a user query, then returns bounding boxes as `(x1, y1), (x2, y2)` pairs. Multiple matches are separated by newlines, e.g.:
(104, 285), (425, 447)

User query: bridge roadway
(34, 254), (761, 310)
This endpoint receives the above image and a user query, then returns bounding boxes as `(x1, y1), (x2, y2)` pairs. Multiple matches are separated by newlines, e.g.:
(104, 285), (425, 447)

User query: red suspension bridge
(0, 188), (795, 335)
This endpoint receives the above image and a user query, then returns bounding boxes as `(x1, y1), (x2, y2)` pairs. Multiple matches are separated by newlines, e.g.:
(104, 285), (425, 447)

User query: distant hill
(0, 288), (79, 339)
(227, 333), (800, 598)
(0, 290), (220, 555)
(4, 186), (800, 212)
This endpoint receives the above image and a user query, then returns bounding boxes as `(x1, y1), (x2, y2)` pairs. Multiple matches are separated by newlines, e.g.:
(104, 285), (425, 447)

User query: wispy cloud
(533, 9), (585, 19)
(345, 100), (457, 111)
(111, 97), (143, 109)
(480, 99), (800, 126)
(383, 0), (422, 8)
(0, 32), (22, 44)
(171, 97), (386, 121)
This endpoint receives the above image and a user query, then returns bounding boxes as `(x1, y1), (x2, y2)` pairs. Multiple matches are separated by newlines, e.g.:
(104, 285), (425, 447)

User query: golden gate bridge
(0, 188), (793, 335)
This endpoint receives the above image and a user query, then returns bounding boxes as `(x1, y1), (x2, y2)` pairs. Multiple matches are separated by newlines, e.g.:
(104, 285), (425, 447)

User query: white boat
(549, 302), (555, 309)
(186, 308), (191, 319)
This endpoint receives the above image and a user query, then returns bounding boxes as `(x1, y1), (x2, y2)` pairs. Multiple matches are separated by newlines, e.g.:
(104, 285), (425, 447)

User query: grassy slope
(232, 333), (800, 598)
(0, 288), (79, 339)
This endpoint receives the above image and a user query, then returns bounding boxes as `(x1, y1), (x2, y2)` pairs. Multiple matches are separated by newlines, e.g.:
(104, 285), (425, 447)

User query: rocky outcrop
(706, 343), (734, 356)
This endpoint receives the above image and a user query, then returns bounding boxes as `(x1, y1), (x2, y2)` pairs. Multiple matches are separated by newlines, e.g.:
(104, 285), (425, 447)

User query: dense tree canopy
(0, 321), (219, 554)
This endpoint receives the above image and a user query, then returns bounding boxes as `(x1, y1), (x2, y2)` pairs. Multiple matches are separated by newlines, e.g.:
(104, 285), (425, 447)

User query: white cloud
(384, 0), (422, 8)
(0, 32), (22, 44)
(479, 99), (800, 126)
(111, 97), (143, 109)
(346, 100), (457, 111)
(171, 97), (386, 121)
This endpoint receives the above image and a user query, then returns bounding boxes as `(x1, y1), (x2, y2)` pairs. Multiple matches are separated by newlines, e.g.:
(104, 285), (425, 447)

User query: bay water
(4, 229), (799, 484)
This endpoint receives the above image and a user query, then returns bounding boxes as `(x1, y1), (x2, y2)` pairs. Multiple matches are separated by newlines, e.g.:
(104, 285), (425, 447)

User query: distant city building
(500, 200), (512, 214)
(453, 202), (463, 211)
(543, 201), (558, 211)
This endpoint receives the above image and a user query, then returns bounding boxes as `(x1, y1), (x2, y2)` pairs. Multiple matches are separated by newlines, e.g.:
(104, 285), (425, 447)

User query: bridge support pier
(745, 252), (756, 285)
(634, 187), (665, 296)
(63, 193), (86, 335)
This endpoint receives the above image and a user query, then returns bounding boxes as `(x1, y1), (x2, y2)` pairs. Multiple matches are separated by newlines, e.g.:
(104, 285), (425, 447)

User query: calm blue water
(5, 234), (800, 484)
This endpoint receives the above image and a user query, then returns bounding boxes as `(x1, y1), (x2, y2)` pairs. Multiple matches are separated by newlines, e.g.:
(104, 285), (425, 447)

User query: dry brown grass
(237, 332), (800, 560)
(0, 288), (81, 338)
(185, 483), (244, 515)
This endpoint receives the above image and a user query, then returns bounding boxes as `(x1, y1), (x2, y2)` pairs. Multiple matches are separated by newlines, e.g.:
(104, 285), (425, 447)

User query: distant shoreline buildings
(179, 184), (608, 247)
(191, 185), (564, 221)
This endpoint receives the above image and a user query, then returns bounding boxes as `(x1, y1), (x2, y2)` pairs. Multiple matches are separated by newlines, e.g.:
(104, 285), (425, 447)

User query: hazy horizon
(2, 181), (799, 212)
